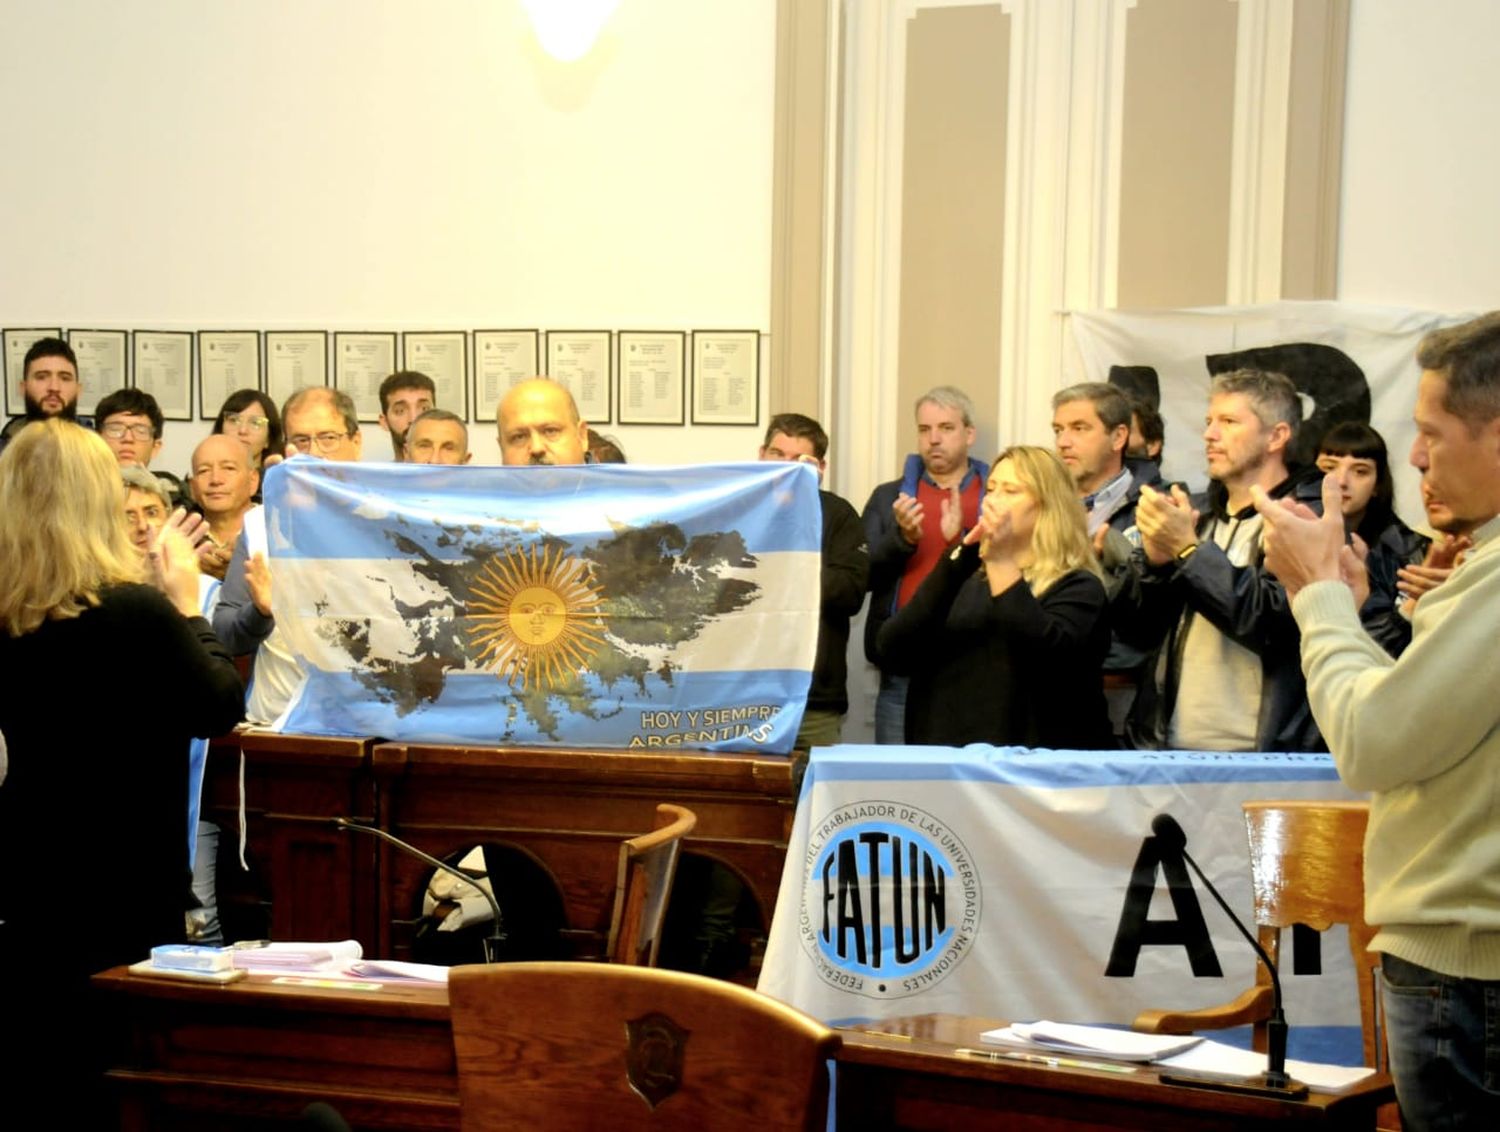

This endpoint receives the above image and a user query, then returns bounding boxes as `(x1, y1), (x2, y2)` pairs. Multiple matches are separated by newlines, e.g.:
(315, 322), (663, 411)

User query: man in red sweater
(861, 386), (988, 743)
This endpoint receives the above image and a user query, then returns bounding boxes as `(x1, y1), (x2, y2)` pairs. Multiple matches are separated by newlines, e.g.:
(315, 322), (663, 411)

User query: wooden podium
(202, 732), (798, 960)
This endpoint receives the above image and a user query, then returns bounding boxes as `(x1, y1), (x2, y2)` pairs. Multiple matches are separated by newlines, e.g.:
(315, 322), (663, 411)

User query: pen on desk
(955, 1048), (1137, 1075)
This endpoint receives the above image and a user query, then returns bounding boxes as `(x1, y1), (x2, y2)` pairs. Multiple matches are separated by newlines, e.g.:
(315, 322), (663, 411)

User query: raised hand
(938, 485), (963, 543)
(1397, 533), (1472, 607)
(893, 493), (926, 545)
(150, 523), (205, 618)
(1251, 473), (1344, 601)
(1136, 483), (1200, 566)
(246, 552), (273, 618)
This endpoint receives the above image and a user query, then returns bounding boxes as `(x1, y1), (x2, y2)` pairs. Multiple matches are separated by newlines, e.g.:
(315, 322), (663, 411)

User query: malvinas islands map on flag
(262, 458), (821, 754)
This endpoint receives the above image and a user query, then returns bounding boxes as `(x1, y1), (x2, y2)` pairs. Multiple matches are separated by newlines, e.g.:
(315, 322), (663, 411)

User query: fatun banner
(262, 459), (821, 753)
(760, 746), (1362, 1055)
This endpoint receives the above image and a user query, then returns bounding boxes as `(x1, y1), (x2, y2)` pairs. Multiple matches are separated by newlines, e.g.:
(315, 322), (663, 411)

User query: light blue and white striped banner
(262, 458), (821, 753)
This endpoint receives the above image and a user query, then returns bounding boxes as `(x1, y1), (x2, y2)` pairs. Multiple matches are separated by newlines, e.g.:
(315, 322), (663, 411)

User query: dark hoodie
(1113, 465), (1328, 752)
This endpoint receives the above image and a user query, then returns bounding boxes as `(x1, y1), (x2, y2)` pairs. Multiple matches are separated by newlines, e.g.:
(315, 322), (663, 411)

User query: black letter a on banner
(1105, 835), (1223, 977)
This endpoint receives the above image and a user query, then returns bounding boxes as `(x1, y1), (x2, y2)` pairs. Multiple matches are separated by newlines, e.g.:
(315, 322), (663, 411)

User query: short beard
(24, 392), (77, 421)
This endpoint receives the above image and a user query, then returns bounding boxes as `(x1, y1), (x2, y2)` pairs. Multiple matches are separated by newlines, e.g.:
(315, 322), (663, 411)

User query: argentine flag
(263, 458), (821, 754)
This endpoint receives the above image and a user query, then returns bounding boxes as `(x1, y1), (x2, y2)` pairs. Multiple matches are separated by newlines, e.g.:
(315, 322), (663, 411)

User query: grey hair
(1052, 382), (1132, 432)
(1416, 311), (1500, 429)
(283, 386), (359, 437)
(1209, 369), (1301, 440)
(121, 465), (170, 507)
(915, 385), (977, 428)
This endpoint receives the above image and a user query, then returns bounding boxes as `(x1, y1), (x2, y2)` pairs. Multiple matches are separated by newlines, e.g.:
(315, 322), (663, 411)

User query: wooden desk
(93, 972), (1393, 1131)
(93, 968), (456, 1131)
(203, 733), (797, 959)
(839, 1014), (1395, 1131)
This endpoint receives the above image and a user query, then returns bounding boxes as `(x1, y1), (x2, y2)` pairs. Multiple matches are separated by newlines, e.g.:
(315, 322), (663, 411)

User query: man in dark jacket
(759, 413), (868, 748)
(1052, 381), (1170, 735)
(861, 387), (988, 743)
(1114, 369), (1325, 752)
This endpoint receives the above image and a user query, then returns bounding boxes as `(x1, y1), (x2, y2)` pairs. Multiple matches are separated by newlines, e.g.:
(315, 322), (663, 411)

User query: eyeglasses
(288, 431), (353, 453)
(225, 412), (270, 432)
(101, 422), (155, 441)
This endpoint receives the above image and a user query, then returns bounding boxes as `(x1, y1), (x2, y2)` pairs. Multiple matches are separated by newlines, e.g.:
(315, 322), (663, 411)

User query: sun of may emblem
(465, 543), (607, 691)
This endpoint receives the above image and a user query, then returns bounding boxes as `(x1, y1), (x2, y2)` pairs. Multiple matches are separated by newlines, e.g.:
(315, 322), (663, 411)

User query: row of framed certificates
(2, 327), (762, 427)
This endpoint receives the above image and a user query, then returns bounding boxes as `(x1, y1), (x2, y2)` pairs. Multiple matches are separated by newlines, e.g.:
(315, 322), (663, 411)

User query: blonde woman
(876, 445), (1113, 748)
(0, 421), (243, 1107)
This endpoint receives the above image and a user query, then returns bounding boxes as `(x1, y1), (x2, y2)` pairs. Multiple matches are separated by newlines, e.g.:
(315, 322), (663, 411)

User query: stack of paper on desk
(230, 940), (364, 972)
(981, 1022), (1377, 1094)
(982, 1021), (1202, 1062)
(346, 959), (450, 984)
(1156, 1039), (1377, 1095)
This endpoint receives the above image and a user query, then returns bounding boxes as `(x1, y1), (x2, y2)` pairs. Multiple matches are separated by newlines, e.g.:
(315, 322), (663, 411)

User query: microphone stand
(1148, 814), (1307, 1098)
(333, 818), (506, 963)
(1173, 846), (1297, 1093)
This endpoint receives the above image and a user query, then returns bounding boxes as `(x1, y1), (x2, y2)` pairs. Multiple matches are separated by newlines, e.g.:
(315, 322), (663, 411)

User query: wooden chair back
(1135, 802), (1378, 1058)
(1241, 800), (1380, 1069)
(449, 961), (840, 1131)
(607, 803), (696, 966)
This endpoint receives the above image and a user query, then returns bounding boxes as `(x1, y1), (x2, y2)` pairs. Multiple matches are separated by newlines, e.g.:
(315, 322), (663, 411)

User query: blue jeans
(1381, 952), (1500, 1130)
(874, 673), (908, 745)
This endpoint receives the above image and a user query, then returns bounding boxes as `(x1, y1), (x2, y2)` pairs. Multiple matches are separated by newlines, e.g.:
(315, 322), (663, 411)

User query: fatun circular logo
(798, 800), (981, 998)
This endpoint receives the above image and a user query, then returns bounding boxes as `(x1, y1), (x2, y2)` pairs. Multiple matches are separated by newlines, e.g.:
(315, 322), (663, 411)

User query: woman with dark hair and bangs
(1315, 420), (1429, 655)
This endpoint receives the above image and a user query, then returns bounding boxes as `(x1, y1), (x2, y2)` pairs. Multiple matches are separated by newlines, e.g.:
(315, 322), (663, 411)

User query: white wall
(0, 1), (776, 471)
(1338, 0), (1500, 310)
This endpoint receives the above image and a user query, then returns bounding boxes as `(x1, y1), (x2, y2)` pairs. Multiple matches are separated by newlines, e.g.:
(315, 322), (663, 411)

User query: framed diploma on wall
(133, 330), (194, 421)
(691, 330), (760, 426)
(472, 329), (539, 422)
(333, 331), (398, 422)
(265, 331), (329, 406)
(616, 331), (685, 426)
(3, 328), (63, 417)
(65, 329), (130, 417)
(198, 331), (263, 419)
(402, 331), (469, 420)
(544, 330), (612, 424)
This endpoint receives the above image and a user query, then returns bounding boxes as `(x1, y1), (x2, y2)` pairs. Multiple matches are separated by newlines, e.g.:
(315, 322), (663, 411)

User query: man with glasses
(96, 387), (190, 508)
(122, 466), (172, 556)
(95, 388), (164, 469)
(214, 387), (363, 722)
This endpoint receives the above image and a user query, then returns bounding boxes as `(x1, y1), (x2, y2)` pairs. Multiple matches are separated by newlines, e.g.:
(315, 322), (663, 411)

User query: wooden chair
(448, 961), (841, 1131)
(607, 803), (696, 966)
(1135, 800), (1383, 1065)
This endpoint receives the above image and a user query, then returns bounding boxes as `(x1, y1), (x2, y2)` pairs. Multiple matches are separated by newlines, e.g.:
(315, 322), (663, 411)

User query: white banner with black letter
(1068, 300), (1471, 525)
(759, 745), (1361, 1056)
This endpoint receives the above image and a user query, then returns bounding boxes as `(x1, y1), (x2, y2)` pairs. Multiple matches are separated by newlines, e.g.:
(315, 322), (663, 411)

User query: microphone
(332, 817), (506, 964)
(1150, 813), (1301, 1095)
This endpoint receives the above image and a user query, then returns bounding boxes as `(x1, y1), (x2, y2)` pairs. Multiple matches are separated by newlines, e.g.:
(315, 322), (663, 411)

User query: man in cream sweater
(1252, 311), (1500, 1129)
